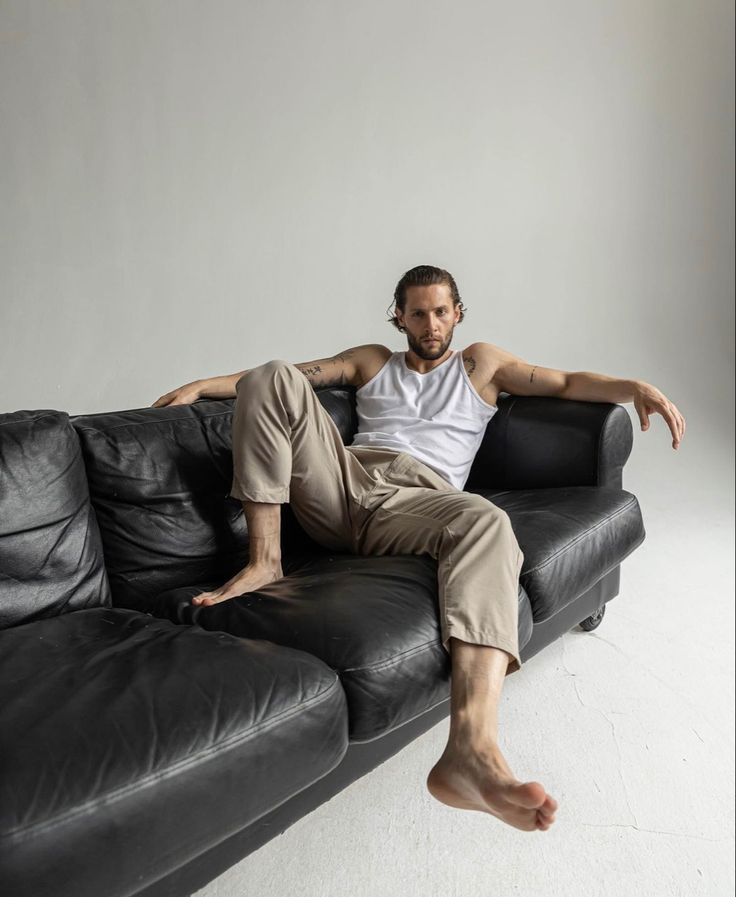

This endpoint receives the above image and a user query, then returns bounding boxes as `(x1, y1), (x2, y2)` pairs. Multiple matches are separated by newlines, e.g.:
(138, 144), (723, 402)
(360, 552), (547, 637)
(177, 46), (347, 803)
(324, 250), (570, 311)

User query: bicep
(293, 345), (375, 389)
(487, 344), (569, 397)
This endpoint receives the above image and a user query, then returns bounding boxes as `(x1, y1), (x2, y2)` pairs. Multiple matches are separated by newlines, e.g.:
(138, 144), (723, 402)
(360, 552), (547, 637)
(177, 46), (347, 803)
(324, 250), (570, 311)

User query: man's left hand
(633, 381), (686, 450)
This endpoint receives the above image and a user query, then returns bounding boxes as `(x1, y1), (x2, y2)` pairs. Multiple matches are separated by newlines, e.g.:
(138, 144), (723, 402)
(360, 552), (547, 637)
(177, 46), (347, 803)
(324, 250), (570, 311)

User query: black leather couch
(0, 384), (646, 897)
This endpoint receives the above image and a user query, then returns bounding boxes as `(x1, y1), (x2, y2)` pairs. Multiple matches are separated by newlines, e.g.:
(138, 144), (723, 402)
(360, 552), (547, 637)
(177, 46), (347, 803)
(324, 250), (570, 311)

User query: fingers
(665, 402), (686, 449)
(640, 400), (686, 450)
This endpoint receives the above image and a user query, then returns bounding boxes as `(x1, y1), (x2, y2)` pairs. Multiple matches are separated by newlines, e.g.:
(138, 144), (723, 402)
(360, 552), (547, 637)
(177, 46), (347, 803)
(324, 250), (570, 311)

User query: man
(152, 265), (685, 833)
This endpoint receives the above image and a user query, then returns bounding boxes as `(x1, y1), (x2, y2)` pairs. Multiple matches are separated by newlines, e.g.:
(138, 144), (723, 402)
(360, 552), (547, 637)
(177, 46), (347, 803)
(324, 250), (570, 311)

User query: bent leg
(230, 359), (377, 552)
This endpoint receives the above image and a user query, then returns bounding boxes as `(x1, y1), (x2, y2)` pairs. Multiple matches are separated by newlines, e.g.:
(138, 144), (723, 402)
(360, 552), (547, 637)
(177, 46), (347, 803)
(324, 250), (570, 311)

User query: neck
(404, 347), (453, 374)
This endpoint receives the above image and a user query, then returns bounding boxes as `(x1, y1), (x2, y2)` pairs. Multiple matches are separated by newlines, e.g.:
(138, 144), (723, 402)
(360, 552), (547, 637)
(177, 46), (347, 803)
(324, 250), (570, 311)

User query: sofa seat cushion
(0, 608), (347, 897)
(142, 554), (534, 744)
(478, 485), (647, 622)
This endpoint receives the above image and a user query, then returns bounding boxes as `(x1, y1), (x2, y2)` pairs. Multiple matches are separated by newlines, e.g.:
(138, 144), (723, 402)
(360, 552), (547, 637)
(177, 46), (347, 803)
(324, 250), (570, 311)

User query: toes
(539, 796), (557, 816)
(200, 592), (238, 606)
(193, 592), (220, 606)
(537, 808), (556, 828)
(514, 782), (547, 809)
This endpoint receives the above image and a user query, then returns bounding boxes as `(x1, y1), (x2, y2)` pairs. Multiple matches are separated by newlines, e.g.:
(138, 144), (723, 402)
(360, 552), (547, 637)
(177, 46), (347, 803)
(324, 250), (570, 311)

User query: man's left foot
(426, 738), (558, 831)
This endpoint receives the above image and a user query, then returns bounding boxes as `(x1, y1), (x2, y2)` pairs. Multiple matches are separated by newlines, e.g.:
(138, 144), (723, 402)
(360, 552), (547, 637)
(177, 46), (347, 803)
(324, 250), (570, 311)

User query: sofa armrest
(466, 394), (634, 491)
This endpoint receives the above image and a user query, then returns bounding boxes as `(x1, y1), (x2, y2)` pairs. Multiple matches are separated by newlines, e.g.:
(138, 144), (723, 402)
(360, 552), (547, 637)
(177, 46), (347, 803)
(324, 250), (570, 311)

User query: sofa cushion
(481, 485), (647, 622)
(70, 402), (330, 615)
(138, 485), (643, 743)
(141, 554), (534, 743)
(0, 607), (347, 897)
(0, 410), (111, 630)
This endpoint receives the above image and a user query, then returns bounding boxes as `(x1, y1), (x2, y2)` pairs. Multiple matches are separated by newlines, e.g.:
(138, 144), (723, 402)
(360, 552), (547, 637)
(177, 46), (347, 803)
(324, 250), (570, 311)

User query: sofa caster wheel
(579, 605), (606, 631)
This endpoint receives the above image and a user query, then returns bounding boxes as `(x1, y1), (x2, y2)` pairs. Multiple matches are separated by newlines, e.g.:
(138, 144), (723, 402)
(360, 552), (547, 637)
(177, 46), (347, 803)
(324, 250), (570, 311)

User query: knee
(459, 493), (506, 523)
(450, 496), (515, 538)
(236, 359), (298, 393)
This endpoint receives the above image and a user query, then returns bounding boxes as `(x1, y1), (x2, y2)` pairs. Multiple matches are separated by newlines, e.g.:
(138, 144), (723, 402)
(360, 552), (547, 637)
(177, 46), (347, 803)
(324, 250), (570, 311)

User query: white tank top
(350, 349), (498, 490)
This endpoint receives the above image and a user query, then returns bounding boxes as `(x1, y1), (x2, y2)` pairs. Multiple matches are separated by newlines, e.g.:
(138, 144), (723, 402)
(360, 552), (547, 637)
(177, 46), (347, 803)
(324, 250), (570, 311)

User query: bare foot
(426, 739), (558, 831)
(192, 561), (284, 606)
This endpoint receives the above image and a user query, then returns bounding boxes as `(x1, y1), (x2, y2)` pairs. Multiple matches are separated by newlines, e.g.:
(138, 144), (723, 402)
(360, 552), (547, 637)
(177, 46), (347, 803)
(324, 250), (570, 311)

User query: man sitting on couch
(151, 264), (685, 834)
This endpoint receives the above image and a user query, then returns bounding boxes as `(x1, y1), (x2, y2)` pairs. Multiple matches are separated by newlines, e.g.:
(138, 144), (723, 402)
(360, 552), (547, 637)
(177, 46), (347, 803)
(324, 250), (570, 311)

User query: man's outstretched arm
(478, 342), (686, 451)
(150, 344), (383, 407)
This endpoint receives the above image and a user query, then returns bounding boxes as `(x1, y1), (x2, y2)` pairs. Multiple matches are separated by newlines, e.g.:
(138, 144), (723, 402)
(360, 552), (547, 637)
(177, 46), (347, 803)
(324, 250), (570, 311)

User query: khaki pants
(230, 360), (524, 675)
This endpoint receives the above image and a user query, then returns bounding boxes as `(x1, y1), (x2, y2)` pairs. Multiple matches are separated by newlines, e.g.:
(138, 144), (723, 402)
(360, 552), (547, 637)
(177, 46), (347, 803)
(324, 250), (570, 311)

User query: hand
(150, 380), (202, 408)
(633, 381), (686, 450)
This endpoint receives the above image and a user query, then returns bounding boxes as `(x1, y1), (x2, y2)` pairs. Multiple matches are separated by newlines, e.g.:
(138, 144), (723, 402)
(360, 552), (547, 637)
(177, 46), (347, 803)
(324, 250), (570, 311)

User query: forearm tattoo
(529, 366), (537, 382)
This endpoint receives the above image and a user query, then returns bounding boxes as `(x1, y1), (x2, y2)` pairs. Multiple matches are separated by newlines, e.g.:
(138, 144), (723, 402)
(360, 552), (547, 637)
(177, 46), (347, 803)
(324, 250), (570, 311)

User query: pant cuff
(229, 485), (290, 503)
(442, 628), (522, 677)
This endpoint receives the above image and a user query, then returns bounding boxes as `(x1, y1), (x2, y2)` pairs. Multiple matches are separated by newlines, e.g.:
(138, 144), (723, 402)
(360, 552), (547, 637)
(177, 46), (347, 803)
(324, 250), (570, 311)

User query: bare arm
(480, 341), (685, 450)
(292, 347), (363, 389)
(151, 371), (247, 406)
(197, 355), (355, 399)
(152, 345), (382, 407)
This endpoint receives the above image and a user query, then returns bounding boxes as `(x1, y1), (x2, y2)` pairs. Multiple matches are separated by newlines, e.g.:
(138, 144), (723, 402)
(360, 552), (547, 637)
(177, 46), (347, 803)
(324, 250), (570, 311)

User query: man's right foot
(192, 560), (284, 607)
(426, 739), (558, 831)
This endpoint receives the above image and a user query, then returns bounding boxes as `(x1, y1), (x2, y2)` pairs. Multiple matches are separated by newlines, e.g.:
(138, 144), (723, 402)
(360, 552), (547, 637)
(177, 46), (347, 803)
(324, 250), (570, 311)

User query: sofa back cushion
(0, 410), (111, 629)
(70, 390), (361, 612)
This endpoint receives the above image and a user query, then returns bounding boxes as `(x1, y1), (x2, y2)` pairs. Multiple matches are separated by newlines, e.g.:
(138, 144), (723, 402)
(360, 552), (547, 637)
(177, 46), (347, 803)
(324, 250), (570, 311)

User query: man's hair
(387, 265), (467, 333)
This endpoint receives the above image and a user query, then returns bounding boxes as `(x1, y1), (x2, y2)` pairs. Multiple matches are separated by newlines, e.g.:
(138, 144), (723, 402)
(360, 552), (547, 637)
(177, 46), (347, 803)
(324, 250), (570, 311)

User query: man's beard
(407, 330), (453, 359)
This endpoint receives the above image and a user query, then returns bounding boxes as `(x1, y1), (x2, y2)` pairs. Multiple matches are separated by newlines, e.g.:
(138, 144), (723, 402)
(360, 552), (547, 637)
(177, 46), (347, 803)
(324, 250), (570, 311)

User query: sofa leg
(578, 605), (606, 632)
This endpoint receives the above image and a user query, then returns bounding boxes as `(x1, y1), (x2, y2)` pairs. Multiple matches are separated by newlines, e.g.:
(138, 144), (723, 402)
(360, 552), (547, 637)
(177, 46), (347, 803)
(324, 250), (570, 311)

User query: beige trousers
(229, 360), (524, 675)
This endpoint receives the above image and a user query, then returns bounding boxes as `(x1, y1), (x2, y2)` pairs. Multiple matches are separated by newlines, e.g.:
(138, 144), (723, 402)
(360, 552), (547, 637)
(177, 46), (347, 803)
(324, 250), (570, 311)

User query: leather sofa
(0, 382), (646, 897)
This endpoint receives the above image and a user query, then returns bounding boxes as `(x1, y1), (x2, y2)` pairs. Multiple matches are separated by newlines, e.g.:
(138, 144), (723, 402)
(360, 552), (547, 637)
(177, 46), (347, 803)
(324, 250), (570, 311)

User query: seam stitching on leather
(522, 495), (638, 575)
(71, 409), (233, 432)
(597, 405), (616, 486)
(342, 638), (438, 674)
(1, 674), (343, 842)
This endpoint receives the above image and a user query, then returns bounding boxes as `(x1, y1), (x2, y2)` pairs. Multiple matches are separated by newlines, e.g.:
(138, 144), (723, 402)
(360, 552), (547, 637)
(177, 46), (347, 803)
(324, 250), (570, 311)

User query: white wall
(1, 0), (731, 418)
(1, 3), (733, 894)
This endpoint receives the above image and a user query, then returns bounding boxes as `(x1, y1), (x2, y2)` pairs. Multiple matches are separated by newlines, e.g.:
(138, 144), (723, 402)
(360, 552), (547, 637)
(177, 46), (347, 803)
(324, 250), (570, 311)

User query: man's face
(396, 284), (461, 360)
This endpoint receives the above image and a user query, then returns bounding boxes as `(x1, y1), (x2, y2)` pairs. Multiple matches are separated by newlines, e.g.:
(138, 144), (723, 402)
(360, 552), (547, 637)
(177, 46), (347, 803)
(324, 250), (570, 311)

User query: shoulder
(460, 342), (498, 376)
(354, 344), (393, 388)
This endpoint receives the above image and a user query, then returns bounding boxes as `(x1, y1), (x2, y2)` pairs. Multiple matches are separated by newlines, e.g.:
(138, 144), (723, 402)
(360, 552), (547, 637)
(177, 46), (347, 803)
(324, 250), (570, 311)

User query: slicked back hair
(387, 264), (467, 332)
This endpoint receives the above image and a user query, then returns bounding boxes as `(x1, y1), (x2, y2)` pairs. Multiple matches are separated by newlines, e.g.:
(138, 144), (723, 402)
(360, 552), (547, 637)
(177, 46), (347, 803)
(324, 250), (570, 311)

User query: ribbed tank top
(350, 349), (498, 490)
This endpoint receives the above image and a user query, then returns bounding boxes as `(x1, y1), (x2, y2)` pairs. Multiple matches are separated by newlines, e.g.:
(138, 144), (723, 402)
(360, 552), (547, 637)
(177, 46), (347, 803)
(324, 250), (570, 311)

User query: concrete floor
(194, 409), (734, 897)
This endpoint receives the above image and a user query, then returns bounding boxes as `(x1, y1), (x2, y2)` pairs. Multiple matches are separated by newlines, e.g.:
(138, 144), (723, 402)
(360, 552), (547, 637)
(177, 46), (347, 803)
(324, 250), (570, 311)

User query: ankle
(449, 711), (499, 748)
(247, 536), (282, 568)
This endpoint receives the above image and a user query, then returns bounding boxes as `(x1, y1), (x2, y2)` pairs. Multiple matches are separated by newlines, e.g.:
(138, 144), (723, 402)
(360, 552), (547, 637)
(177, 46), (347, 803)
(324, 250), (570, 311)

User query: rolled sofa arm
(466, 394), (634, 491)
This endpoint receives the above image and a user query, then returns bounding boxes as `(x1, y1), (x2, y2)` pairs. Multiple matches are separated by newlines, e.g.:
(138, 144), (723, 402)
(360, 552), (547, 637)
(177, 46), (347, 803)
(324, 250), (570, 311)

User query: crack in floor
(577, 822), (732, 842)
(561, 635), (640, 829)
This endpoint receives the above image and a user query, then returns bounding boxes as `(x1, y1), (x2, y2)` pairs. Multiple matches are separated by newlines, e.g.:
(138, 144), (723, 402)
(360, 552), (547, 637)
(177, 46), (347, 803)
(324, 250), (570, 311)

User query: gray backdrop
(0, 2), (733, 894)
(2, 0), (732, 502)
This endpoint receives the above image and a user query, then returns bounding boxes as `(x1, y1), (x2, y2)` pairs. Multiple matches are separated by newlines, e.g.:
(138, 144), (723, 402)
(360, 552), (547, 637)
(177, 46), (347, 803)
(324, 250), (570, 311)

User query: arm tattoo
(295, 350), (357, 389)
(297, 364), (324, 377)
(529, 366), (537, 383)
(462, 352), (477, 375)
